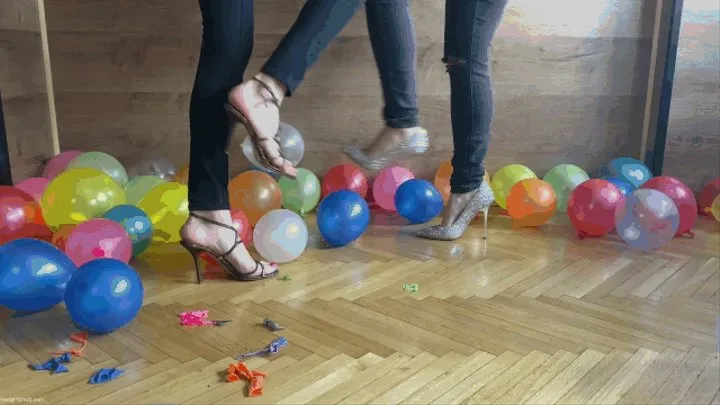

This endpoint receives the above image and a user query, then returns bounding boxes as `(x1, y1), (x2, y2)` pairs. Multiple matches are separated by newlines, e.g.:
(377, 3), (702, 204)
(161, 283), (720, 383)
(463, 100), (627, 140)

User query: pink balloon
(42, 151), (83, 180)
(64, 218), (132, 266)
(372, 166), (415, 211)
(15, 177), (49, 203)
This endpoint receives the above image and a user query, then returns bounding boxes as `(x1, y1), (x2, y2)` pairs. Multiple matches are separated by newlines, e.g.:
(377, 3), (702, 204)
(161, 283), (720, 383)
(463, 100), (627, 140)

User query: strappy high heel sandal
(225, 77), (296, 179)
(179, 213), (279, 283)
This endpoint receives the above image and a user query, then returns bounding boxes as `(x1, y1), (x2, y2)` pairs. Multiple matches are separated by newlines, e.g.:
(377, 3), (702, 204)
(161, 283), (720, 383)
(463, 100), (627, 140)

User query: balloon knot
(577, 231), (587, 240)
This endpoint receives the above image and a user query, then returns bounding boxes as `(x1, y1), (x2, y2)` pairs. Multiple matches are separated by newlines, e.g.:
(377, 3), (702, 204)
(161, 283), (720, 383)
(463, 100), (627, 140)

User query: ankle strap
(189, 212), (238, 234)
(252, 77), (280, 107)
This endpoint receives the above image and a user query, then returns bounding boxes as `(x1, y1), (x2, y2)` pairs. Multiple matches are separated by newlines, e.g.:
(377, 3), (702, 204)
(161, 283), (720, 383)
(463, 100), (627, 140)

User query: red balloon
(0, 186), (51, 245)
(567, 179), (624, 237)
(640, 176), (697, 236)
(698, 177), (720, 216)
(200, 209), (252, 271)
(322, 164), (369, 198)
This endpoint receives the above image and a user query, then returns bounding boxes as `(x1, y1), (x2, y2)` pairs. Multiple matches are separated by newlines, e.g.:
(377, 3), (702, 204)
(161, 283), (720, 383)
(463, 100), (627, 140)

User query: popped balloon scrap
(226, 362), (266, 397)
(280, 274), (292, 281)
(88, 368), (124, 384)
(29, 352), (71, 374)
(235, 337), (288, 360)
(262, 318), (285, 331)
(403, 283), (419, 293)
(178, 310), (231, 326)
(53, 332), (89, 357)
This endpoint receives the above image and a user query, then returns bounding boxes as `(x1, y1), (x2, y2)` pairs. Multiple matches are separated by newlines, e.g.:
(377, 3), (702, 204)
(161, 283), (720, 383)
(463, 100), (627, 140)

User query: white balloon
(253, 209), (308, 263)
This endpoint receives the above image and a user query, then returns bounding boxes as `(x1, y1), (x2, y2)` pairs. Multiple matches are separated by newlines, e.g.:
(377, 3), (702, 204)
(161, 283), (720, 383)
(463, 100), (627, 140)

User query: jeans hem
(260, 66), (296, 97)
(386, 117), (420, 129)
(188, 200), (231, 211)
(450, 183), (482, 194)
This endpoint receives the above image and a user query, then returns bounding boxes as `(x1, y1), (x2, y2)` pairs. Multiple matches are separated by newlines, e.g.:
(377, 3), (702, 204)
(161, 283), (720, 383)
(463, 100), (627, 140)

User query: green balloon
(278, 168), (321, 216)
(543, 164), (590, 212)
(125, 175), (167, 205)
(67, 151), (129, 186)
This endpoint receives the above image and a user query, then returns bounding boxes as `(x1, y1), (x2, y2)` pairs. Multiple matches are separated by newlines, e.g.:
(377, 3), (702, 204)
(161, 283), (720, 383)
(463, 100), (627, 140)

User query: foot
(228, 73), (297, 177)
(361, 126), (424, 159)
(180, 210), (277, 277)
(345, 126), (429, 170)
(440, 191), (478, 226)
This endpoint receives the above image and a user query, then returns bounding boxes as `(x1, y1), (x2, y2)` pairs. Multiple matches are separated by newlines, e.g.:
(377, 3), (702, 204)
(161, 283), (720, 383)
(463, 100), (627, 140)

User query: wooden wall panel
(45, 0), (656, 180)
(662, 0), (719, 191)
(0, 0), (55, 181)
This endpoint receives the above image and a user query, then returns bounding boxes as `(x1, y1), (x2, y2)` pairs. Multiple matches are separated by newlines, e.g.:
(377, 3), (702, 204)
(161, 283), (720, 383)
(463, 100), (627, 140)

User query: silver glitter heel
(344, 128), (430, 171)
(416, 181), (495, 241)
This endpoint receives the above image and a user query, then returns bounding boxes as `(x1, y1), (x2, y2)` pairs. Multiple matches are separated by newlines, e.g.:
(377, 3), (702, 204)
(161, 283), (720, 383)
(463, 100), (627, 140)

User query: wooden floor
(1, 210), (719, 404)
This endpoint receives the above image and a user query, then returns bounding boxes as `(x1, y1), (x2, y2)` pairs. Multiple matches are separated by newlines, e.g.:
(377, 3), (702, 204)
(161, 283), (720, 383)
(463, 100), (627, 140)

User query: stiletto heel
(180, 213), (279, 282)
(481, 206), (490, 240)
(416, 182), (495, 241)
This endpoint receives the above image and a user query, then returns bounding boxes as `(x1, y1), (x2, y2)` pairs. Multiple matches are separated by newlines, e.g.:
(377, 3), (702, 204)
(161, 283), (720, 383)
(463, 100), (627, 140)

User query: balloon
(199, 209), (252, 268)
(373, 166), (414, 212)
(605, 157), (652, 189)
(125, 175), (166, 205)
(507, 179), (557, 227)
(0, 186), (51, 244)
(395, 179), (444, 224)
(41, 168), (125, 230)
(127, 157), (177, 181)
(64, 218), (133, 266)
(103, 205), (154, 257)
(42, 151), (83, 180)
(15, 177), (49, 203)
(542, 164), (589, 212)
(64, 259), (144, 333)
(567, 179), (624, 237)
(229, 171), (282, 225)
(434, 159), (490, 203)
(698, 177), (720, 216)
(67, 151), (129, 186)
(242, 122), (305, 167)
(615, 189), (679, 251)
(317, 190), (370, 247)
(0, 238), (76, 313)
(640, 176), (697, 236)
(174, 164), (189, 184)
(711, 195), (720, 221)
(322, 164), (368, 198)
(604, 177), (633, 196)
(51, 224), (76, 251)
(137, 182), (189, 243)
(491, 164), (537, 209)
(253, 209), (308, 263)
(278, 168), (321, 216)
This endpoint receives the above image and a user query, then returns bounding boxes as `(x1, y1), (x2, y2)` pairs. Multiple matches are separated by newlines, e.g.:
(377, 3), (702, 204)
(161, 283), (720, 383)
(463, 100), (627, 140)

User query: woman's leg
(183, 0), (276, 278)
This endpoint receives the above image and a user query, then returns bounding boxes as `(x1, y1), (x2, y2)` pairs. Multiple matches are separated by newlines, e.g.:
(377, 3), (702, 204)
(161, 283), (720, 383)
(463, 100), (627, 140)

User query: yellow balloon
(711, 195), (720, 222)
(41, 168), (125, 230)
(490, 164), (537, 209)
(137, 182), (189, 243)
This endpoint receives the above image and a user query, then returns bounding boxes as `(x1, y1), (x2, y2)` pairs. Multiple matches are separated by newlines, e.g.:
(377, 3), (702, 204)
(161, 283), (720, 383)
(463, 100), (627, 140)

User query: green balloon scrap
(403, 283), (419, 293)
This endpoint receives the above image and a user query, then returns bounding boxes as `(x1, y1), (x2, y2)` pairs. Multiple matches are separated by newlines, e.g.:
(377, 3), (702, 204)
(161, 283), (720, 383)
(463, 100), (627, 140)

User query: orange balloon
(434, 160), (490, 202)
(507, 179), (557, 227)
(174, 164), (189, 184)
(229, 171), (282, 225)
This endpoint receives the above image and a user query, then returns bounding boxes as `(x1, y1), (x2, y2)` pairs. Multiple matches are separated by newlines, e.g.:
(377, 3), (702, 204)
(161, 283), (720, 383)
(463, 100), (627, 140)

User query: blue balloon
(0, 238), (76, 313)
(615, 189), (679, 251)
(317, 190), (370, 247)
(395, 179), (444, 224)
(64, 259), (144, 334)
(606, 157), (652, 189)
(103, 205), (154, 257)
(604, 176), (633, 196)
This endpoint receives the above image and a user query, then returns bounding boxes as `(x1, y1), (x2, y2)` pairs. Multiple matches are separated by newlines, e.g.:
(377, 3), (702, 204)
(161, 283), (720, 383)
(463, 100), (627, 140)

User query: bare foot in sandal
(228, 74), (297, 178)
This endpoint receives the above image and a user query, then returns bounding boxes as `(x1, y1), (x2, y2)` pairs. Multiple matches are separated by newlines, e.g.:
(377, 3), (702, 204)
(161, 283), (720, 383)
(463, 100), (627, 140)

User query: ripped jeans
(445, 0), (507, 193)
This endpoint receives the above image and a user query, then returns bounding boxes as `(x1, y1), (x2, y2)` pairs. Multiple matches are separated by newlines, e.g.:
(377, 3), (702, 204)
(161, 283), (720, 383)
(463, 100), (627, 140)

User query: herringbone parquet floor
(1, 211), (719, 404)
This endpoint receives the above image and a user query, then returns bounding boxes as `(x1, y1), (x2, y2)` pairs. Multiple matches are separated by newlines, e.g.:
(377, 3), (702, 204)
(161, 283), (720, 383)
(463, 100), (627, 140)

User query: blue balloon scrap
(316, 190), (370, 247)
(0, 238), (76, 313)
(606, 157), (652, 189)
(64, 259), (144, 334)
(88, 368), (125, 384)
(103, 204), (154, 257)
(394, 179), (444, 224)
(29, 353), (72, 374)
(235, 337), (288, 360)
(604, 176), (633, 196)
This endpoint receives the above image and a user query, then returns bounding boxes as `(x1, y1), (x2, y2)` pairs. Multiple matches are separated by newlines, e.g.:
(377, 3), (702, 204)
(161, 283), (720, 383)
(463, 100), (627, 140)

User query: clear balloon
(317, 190), (370, 247)
(0, 186), (51, 244)
(507, 179), (557, 227)
(542, 164), (589, 212)
(229, 171), (282, 225)
(15, 177), (49, 203)
(491, 164), (537, 209)
(253, 209), (309, 263)
(127, 157), (177, 181)
(64, 218), (133, 266)
(41, 168), (126, 230)
(137, 182), (189, 243)
(103, 205), (154, 257)
(125, 175), (166, 205)
(64, 258), (144, 334)
(278, 168), (321, 216)
(42, 150), (83, 180)
(67, 151), (129, 187)
(242, 122), (305, 167)
(322, 164), (368, 198)
(395, 179), (444, 224)
(0, 238), (76, 313)
(640, 176), (697, 236)
(605, 157), (652, 189)
(615, 189), (679, 251)
(567, 179), (624, 237)
(373, 166), (415, 212)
